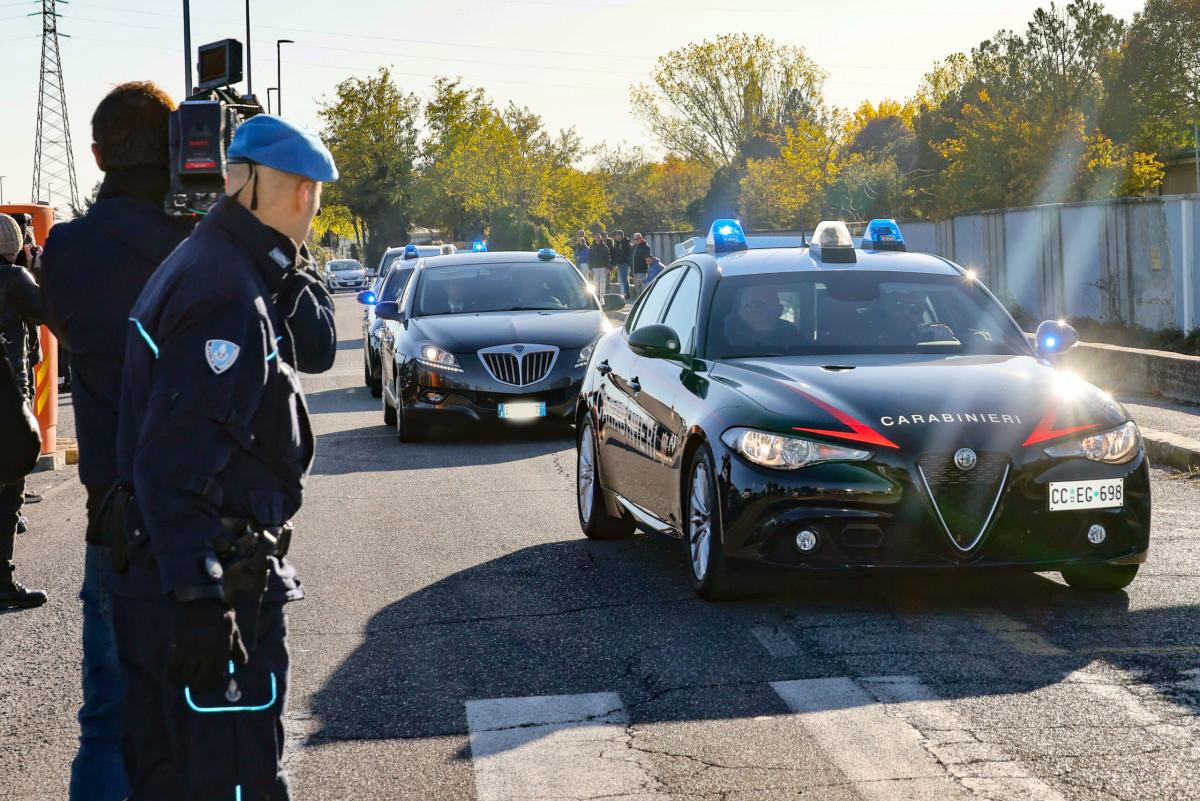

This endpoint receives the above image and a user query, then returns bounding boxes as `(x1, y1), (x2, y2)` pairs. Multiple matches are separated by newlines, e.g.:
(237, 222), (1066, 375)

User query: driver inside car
(723, 284), (797, 352)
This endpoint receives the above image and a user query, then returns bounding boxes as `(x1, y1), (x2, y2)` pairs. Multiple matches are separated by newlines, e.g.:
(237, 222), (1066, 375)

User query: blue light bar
(537, 247), (556, 261)
(861, 218), (906, 252)
(706, 219), (748, 255)
(472, 240), (488, 252)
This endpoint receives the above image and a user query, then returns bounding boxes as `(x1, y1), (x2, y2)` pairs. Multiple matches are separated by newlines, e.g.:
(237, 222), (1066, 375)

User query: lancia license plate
(1048, 479), (1123, 511)
(498, 402), (546, 420)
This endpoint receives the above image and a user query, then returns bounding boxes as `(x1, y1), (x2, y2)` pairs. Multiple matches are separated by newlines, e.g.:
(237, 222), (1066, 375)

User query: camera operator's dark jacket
(42, 170), (196, 489)
(0, 261), (44, 398)
(116, 197), (335, 601)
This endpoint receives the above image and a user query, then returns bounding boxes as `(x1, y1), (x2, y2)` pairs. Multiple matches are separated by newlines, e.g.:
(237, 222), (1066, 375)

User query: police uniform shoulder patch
(205, 339), (241, 374)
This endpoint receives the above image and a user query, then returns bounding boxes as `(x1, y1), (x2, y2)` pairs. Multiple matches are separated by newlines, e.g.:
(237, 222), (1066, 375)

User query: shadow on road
(307, 532), (1200, 754)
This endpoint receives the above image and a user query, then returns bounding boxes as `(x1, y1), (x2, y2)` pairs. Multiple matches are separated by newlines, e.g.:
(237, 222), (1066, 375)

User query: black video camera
(165, 39), (264, 217)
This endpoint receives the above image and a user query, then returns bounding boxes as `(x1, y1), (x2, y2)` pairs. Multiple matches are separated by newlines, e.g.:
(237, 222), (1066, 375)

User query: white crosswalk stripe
(771, 675), (1068, 801)
(751, 624), (802, 657)
(465, 692), (659, 801)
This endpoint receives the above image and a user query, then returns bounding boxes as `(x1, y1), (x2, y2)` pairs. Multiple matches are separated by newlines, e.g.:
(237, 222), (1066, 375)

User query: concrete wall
(900, 196), (1198, 331)
(648, 195), (1200, 332)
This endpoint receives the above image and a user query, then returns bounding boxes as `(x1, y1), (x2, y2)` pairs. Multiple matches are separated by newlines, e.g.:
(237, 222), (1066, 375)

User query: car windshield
(706, 271), (1030, 359)
(413, 261), (596, 316)
(331, 260), (361, 272)
(378, 267), (414, 303)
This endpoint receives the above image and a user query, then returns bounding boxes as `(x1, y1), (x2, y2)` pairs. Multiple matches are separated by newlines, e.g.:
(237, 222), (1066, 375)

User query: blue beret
(228, 115), (339, 182)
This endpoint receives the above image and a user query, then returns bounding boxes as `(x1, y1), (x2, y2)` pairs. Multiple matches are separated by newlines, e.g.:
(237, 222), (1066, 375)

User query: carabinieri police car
(574, 218), (1149, 599)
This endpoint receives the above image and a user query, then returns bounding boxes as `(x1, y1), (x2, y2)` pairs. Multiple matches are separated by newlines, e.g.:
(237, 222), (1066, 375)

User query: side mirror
(374, 301), (403, 321)
(1034, 319), (1078, 357)
(356, 290), (378, 306)
(601, 293), (625, 313)
(628, 324), (681, 359)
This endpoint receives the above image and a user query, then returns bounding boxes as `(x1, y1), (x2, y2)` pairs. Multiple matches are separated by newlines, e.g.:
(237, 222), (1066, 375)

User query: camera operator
(113, 114), (336, 801)
(0, 212), (48, 611)
(41, 80), (197, 801)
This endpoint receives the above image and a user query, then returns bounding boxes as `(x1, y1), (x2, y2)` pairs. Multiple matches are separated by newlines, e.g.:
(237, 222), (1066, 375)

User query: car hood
(410, 310), (608, 352)
(711, 353), (1128, 455)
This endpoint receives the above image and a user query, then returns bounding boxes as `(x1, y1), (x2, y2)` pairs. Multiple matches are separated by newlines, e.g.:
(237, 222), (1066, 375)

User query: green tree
(739, 118), (837, 228)
(413, 78), (607, 250)
(1117, 0), (1200, 154)
(319, 67), (420, 266)
(631, 34), (828, 170)
(914, 1), (1134, 215)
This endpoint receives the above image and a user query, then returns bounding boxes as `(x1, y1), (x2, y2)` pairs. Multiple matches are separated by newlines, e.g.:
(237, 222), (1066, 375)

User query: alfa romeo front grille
(478, 345), (558, 387)
(916, 452), (1009, 552)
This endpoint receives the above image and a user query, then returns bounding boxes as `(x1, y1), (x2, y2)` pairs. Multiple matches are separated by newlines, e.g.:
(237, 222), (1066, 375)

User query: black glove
(168, 599), (249, 690)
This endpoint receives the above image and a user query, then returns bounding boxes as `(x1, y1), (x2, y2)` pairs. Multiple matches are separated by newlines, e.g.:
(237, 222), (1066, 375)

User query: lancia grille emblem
(954, 448), (978, 471)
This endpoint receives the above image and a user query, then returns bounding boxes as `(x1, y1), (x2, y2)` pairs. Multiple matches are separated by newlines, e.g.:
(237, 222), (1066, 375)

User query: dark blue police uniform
(112, 115), (337, 801)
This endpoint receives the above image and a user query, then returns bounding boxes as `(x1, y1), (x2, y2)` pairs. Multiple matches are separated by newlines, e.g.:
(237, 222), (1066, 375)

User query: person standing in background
(572, 231), (589, 276)
(630, 233), (650, 297)
(611, 230), (632, 300)
(0, 213), (48, 612)
(588, 232), (611, 294)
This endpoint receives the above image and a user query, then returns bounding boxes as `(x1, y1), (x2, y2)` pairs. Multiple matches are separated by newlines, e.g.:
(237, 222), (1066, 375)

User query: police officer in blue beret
(112, 115), (338, 801)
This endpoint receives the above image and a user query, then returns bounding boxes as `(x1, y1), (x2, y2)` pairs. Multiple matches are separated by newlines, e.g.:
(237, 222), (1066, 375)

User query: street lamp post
(0, 176), (6, 205)
(276, 39), (294, 116)
(266, 87), (278, 115)
(245, 0), (252, 95)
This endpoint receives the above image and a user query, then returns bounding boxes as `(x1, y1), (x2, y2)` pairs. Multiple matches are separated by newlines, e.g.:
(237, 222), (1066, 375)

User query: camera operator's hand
(167, 599), (248, 690)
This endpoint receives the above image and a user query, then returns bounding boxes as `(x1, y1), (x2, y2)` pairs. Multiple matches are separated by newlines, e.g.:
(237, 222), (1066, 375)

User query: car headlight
(416, 344), (463, 373)
(720, 427), (871, 470)
(1043, 421), (1140, 464)
(576, 340), (598, 368)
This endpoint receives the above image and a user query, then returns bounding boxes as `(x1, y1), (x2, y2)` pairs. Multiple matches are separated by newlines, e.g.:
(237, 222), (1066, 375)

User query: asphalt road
(5, 294), (1200, 800)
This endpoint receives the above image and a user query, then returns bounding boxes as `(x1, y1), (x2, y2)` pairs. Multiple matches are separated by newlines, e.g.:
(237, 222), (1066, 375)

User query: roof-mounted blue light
(861, 218), (906, 252)
(707, 219), (748, 255)
(537, 247), (556, 261)
(472, 240), (488, 252)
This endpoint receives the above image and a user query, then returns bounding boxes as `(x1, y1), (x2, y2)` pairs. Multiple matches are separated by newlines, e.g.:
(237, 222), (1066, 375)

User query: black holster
(93, 483), (145, 575)
(214, 519), (292, 650)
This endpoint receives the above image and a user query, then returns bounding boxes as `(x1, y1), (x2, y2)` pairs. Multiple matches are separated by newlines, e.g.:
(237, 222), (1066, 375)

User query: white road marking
(772, 676), (1066, 801)
(861, 676), (1067, 800)
(751, 625), (801, 658)
(465, 692), (659, 801)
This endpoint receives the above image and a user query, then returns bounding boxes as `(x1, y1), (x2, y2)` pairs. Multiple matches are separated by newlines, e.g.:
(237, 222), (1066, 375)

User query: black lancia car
(375, 249), (624, 440)
(575, 219), (1150, 599)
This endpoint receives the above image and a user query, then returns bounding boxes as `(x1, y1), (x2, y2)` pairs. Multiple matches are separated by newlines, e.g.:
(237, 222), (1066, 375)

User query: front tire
(382, 374), (397, 427)
(685, 446), (737, 600)
(576, 417), (633, 540)
(367, 349), (383, 397)
(1060, 564), (1139, 591)
(396, 396), (425, 442)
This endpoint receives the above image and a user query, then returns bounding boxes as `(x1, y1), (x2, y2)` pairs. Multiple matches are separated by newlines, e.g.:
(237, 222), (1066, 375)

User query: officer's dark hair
(91, 81), (176, 170)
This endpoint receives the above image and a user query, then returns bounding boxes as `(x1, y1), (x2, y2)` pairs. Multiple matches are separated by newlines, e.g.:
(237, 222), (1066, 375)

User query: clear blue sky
(0, 0), (1146, 208)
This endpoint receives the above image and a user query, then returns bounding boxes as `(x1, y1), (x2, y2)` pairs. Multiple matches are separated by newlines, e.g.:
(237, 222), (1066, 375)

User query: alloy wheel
(689, 460), (712, 581)
(578, 428), (595, 526)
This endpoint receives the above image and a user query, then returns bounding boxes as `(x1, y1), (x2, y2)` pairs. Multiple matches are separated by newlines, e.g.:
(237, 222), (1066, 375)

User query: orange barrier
(1, 204), (57, 455)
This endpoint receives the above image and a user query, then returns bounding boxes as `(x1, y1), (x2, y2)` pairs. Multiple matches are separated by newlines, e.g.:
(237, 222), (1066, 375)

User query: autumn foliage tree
(318, 67), (420, 266)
